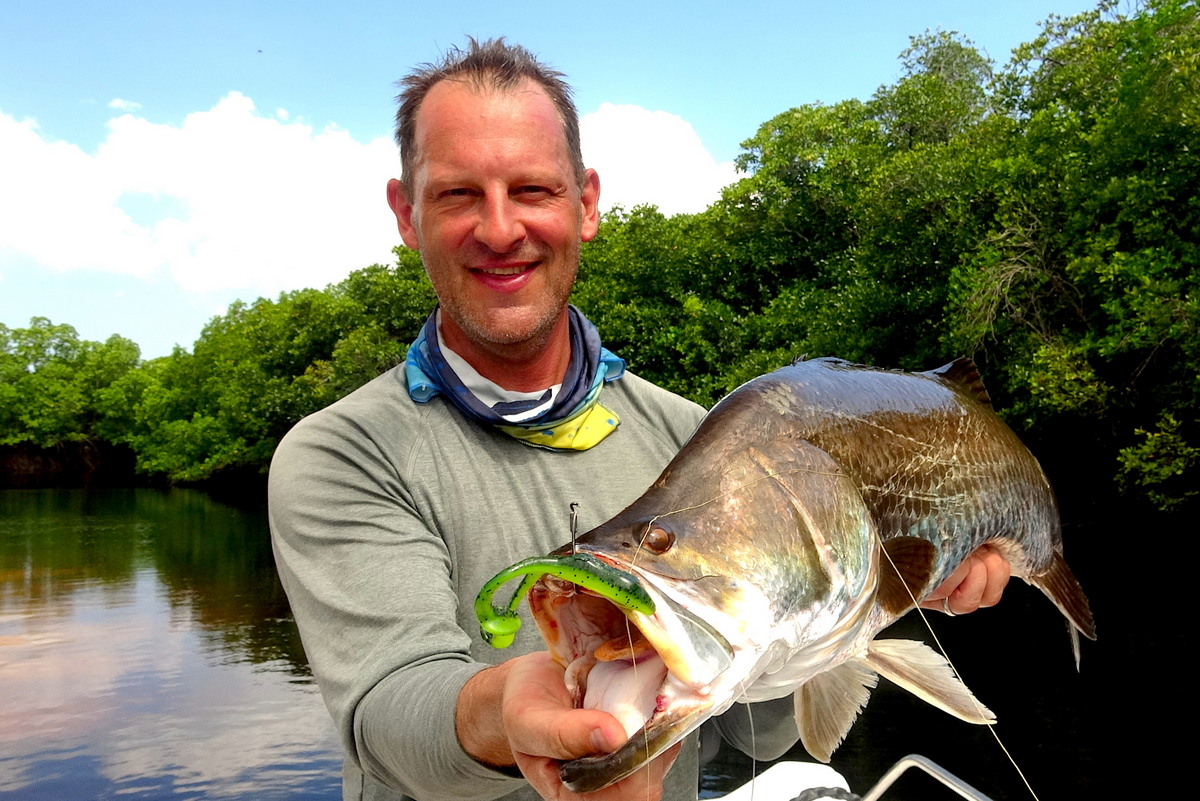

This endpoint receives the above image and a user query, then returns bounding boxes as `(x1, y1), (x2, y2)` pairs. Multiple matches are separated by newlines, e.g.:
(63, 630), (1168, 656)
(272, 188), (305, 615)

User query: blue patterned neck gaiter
(404, 305), (627, 451)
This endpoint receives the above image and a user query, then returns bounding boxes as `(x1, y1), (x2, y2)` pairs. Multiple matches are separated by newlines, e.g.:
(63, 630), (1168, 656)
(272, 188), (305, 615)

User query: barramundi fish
(475, 357), (1095, 793)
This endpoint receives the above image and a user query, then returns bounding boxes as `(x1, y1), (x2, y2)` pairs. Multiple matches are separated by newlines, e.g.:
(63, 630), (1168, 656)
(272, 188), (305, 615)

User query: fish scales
(481, 357), (1095, 793)
(772, 360), (1063, 584)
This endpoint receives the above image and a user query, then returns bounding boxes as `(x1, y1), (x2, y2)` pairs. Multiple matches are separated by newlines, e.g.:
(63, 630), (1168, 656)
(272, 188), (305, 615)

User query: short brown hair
(394, 37), (585, 193)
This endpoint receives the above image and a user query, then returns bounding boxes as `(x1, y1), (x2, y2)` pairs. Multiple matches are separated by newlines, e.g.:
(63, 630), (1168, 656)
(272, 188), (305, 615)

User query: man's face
(388, 79), (600, 363)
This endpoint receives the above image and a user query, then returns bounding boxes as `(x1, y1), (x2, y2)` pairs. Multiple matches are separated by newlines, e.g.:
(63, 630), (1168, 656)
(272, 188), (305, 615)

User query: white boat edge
(710, 761), (850, 801)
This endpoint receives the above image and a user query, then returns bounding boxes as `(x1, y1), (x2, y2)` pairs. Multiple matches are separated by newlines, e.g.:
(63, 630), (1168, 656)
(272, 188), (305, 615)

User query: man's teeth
(481, 265), (528, 275)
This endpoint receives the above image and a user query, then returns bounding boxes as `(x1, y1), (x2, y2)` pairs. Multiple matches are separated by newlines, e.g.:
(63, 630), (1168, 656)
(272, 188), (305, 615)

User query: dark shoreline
(0, 443), (268, 505)
(0, 441), (143, 489)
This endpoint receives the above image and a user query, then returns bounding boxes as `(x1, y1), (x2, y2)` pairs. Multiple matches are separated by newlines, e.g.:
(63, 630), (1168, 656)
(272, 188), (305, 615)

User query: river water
(1, 487), (1129, 800)
(0, 488), (341, 800)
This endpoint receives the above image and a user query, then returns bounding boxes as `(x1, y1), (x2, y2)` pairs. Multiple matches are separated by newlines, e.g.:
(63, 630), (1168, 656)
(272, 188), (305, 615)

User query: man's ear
(387, 178), (420, 249)
(580, 168), (601, 243)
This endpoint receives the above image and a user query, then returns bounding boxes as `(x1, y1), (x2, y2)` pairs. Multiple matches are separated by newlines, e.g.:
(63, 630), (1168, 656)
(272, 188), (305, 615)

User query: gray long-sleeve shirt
(269, 365), (798, 801)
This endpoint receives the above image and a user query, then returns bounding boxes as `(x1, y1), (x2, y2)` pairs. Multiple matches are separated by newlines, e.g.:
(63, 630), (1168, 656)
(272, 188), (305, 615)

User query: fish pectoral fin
(863, 639), (995, 724)
(792, 659), (879, 763)
(877, 537), (938, 615)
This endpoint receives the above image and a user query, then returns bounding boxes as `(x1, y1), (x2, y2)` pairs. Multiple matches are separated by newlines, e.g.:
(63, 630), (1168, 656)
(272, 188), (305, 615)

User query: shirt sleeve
(711, 697), (801, 762)
(268, 406), (526, 801)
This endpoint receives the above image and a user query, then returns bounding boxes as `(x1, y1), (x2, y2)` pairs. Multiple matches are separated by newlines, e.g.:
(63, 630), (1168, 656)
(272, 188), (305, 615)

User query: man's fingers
(505, 704), (623, 762)
(948, 554), (988, 613)
(497, 652), (680, 800)
(501, 653), (625, 761)
(919, 545), (1011, 615)
(923, 558), (971, 604)
(947, 546), (1009, 612)
(976, 546), (1010, 608)
(601, 742), (682, 801)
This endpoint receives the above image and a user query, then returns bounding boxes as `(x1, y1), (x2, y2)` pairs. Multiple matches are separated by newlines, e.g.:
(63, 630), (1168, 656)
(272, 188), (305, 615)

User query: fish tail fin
(1032, 550), (1096, 670)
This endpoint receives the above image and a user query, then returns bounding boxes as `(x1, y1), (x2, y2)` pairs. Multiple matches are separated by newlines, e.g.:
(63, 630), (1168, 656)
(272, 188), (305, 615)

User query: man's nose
(474, 192), (526, 252)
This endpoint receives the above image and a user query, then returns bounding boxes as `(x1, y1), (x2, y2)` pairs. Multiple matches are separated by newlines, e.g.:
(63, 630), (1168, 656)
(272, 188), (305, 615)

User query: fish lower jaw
(561, 682), (716, 794)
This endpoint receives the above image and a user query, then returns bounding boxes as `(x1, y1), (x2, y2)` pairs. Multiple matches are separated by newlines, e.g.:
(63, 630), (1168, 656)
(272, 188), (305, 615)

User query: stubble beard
(437, 241), (579, 365)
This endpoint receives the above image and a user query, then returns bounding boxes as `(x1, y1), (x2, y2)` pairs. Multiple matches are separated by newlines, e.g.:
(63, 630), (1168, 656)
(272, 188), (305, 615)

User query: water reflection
(0, 488), (341, 800)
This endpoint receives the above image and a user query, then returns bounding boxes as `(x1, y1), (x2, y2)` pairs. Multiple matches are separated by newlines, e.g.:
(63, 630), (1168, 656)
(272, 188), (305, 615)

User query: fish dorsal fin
(926, 357), (993, 409)
(878, 537), (938, 615)
(863, 639), (995, 724)
(792, 658), (879, 763)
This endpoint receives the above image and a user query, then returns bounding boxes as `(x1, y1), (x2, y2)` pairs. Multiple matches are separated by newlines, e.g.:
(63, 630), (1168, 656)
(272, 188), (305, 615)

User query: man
(269, 38), (1009, 801)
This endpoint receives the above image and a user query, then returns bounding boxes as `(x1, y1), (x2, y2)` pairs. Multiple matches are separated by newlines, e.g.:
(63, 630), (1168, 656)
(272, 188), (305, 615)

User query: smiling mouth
(475, 263), (534, 276)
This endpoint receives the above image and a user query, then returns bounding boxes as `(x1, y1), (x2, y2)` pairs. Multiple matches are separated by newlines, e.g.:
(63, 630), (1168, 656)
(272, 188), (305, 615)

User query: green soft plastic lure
(474, 552), (654, 648)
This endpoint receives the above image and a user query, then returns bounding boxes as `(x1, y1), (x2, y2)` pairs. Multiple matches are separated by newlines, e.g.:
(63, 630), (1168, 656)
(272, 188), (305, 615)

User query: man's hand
(920, 543), (1011, 615)
(458, 652), (679, 800)
(504, 652), (680, 800)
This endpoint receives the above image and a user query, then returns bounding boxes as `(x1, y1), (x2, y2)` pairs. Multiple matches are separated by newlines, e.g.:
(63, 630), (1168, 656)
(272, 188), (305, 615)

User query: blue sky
(1, 1), (1097, 359)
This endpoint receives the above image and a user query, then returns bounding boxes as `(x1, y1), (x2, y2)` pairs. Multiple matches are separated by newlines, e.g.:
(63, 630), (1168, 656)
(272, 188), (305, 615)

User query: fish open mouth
(473, 550), (737, 792)
(526, 558), (737, 793)
(531, 575), (674, 738)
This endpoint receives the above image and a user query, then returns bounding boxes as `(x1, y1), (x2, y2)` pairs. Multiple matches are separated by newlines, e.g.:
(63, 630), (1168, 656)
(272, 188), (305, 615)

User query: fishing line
(744, 679), (758, 801)
(625, 525), (653, 801)
(591, 504), (648, 801)
(878, 545), (1041, 801)
(586, 455), (1044, 797)
(625, 466), (836, 801)
(563, 502), (653, 798)
(616, 611), (652, 801)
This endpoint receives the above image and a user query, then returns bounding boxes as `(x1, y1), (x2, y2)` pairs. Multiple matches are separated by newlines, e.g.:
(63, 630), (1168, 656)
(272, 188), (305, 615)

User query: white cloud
(581, 103), (739, 217)
(0, 93), (400, 295)
(0, 96), (733, 304)
(108, 98), (143, 111)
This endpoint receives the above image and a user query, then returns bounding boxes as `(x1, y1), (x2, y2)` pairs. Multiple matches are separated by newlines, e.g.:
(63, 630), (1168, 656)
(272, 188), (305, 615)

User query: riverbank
(0, 442), (142, 489)
(0, 443), (270, 503)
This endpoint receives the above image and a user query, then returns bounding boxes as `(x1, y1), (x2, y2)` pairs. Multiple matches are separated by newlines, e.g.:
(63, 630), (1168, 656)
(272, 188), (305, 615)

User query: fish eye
(641, 526), (675, 554)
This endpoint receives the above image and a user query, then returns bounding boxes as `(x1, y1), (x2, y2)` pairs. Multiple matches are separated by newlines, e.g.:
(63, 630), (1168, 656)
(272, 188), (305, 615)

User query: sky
(0, 0), (1099, 360)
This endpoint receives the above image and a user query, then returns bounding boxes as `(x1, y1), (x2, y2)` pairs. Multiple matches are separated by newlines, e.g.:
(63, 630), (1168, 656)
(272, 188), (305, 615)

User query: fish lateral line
(475, 553), (655, 649)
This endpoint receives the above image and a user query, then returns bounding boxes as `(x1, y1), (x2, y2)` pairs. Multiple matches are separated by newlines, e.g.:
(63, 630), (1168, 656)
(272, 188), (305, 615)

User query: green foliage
(5, 0), (1196, 510)
(580, 0), (1198, 509)
(574, 205), (758, 403)
(1, 318), (141, 449)
(943, 0), (1200, 508)
(116, 252), (433, 482)
(1117, 412), (1200, 511)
